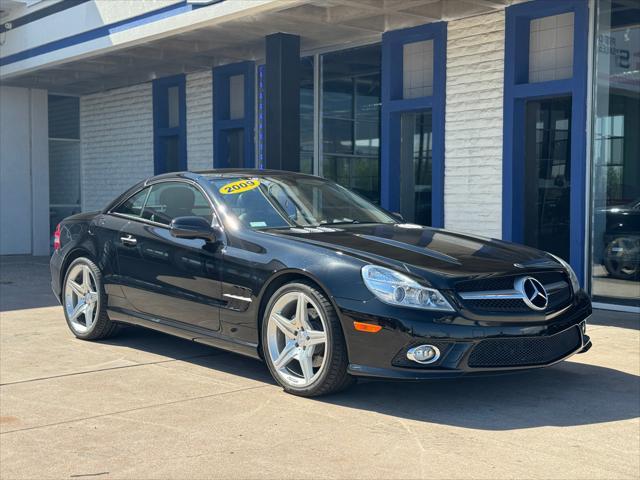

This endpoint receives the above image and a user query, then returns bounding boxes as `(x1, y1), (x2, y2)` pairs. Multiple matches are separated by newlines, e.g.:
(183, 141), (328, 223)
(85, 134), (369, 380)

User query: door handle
(120, 235), (137, 246)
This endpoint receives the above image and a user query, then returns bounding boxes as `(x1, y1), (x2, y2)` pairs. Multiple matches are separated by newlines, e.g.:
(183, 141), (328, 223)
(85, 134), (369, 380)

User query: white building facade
(0, 0), (638, 310)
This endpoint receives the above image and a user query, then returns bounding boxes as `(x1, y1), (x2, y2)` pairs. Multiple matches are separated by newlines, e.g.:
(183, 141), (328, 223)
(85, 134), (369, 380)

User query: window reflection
(400, 111), (433, 226)
(524, 97), (572, 261)
(321, 44), (381, 203)
(300, 57), (314, 174)
(49, 95), (81, 250)
(591, 0), (640, 305)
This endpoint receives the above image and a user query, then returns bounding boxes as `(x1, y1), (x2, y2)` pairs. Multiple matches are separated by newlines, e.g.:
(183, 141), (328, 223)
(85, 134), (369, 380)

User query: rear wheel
(63, 257), (119, 340)
(262, 282), (354, 397)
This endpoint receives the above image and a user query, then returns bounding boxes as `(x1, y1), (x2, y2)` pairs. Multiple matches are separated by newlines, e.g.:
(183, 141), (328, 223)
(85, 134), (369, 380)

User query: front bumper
(335, 291), (592, 380)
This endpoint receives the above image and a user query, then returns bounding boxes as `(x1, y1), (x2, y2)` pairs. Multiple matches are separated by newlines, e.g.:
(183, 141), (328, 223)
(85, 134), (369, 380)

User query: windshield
(207, 175), (396, 229)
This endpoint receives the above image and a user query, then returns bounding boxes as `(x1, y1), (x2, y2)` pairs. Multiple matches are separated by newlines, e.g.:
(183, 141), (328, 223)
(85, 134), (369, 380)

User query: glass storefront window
(321, 44), (381, 203)
(48, 95), (81, 251)
(403, 40), (434, 98)
(300, 56), (314, 174)
(229, 74), (245, 121)
(524, 97), (572, 261)
(590, 0), (640, 306)
(528, 12), (574, 83)
(223, 129), (244, 169)
(400, 110), (433, 225)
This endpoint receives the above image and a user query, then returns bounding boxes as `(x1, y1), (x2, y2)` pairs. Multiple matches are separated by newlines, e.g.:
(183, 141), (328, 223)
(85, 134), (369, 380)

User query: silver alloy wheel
(266, 291), (329, 388)
(64, 264), (99, 334)
(605, 237), (640, 278)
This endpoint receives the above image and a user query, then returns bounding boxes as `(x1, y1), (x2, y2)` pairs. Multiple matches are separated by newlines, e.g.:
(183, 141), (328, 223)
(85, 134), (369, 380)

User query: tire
(62, 257), (120, 340)
(261, 282), (355, 397)
(603, 236), (640, 281)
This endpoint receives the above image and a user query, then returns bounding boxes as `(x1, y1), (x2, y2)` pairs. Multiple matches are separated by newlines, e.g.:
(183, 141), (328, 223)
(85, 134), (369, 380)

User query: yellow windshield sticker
(219, 178), (260, 195)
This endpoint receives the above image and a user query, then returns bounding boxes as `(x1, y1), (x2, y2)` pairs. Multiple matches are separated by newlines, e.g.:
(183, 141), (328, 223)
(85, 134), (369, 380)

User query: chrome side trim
(223, 293), (252, 303)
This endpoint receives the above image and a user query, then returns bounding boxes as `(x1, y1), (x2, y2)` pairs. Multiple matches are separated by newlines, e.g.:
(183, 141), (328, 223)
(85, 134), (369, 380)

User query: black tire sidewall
(262, 282), (338, 395)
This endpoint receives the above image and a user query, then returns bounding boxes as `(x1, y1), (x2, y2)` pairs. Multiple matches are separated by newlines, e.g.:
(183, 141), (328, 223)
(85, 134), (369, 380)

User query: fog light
(407, 344), (441, 364)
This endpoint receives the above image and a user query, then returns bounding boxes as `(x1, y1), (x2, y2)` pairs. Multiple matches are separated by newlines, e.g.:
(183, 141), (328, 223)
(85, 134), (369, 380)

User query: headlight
(550, 254), (580, 293)
(361, 265), (454, 311)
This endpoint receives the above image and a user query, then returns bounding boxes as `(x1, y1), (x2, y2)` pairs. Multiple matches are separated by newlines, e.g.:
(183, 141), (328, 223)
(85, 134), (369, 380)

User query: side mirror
(170, 216), (220, 242)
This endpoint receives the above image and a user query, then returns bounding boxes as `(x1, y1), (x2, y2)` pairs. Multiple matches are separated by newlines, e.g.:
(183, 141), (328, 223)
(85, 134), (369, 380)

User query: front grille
(457, 271), (567, 292)
(467, 327), (581, 368)
(456, 272), (572, 313)
(465, 298), (528, 312)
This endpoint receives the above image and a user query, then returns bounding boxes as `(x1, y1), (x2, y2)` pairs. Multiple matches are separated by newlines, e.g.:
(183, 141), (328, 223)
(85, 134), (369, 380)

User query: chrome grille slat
(456, 272), (572, 313)
(458, 289), (522, 300)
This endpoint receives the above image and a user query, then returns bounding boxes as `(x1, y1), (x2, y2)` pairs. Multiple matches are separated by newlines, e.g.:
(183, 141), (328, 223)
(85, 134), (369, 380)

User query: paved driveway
(1, 256), (638, 479)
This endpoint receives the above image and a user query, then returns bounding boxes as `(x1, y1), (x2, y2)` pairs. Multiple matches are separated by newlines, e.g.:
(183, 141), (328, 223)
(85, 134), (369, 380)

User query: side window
(113, 187), (150, 217)
(142, 182), (213, 225)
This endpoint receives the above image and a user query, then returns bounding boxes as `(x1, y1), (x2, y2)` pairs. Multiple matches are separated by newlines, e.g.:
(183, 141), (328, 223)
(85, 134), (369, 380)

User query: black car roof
(197, 169), (317, 179)
(104, 169), (322, 213)
(146, 169), (319, 183)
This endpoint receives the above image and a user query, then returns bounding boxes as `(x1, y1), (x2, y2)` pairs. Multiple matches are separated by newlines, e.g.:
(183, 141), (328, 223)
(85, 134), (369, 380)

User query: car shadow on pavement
(590, 309), (639, 331)
(101, 327), (638, 431)
(0, 256), (59, 312)
(320, 361), (640, 430)
(98, 326), (277, 385)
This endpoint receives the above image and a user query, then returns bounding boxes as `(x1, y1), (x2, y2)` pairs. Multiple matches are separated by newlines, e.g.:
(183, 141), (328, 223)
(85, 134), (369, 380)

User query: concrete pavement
(1, 256), (639, 479)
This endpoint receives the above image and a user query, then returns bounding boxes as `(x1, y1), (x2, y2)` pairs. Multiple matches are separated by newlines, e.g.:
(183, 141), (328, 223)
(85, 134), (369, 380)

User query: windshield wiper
(319, 220), (361, 226)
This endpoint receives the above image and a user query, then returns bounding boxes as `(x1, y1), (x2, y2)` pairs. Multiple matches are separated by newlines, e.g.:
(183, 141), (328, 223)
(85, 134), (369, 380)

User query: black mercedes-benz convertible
(50, 170), (592, 397)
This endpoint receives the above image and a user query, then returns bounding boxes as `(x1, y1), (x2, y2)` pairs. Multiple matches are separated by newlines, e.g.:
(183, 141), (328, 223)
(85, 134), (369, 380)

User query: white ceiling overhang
(1, 0), (511, 95)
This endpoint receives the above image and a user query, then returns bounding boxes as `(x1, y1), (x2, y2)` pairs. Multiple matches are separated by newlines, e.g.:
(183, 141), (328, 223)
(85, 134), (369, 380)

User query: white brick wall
(444, 11), (505, 239)
(81, 83), (154, 212)
(186, 70), (213, 171)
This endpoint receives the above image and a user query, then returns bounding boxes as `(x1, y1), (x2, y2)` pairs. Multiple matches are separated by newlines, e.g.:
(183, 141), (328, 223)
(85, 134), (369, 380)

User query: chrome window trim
(109, 185), (152, 219)
(109, 212), (169, 229)
(107, 179), (221, 229)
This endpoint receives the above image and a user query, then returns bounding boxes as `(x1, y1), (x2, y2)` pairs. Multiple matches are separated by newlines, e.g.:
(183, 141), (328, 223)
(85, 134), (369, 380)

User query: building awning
(0, 0), (510, 95)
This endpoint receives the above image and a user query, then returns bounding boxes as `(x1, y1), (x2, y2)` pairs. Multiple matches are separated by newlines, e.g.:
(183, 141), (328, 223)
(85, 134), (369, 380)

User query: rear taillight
(53, 223), (61, 250)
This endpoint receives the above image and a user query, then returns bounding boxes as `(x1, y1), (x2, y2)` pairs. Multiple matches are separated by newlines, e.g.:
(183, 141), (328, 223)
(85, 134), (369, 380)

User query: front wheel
(262, 282), (354, 397)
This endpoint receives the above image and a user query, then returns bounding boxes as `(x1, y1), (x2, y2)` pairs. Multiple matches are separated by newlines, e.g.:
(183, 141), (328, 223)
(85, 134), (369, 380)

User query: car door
(114, 181), (223, 332)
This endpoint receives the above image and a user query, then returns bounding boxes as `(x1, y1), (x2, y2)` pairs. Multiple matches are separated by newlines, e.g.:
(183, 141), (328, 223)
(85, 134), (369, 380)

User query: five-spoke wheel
(263, 282), (353, 397)
(62, 257), (119, 340)
(604, 236), (640, 280)
(266, 291), (328, 387)
(64, 263), (99, 333)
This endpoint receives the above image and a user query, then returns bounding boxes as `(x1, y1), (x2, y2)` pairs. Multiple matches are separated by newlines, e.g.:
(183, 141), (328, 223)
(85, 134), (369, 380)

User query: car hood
(265, 223), (561, 288)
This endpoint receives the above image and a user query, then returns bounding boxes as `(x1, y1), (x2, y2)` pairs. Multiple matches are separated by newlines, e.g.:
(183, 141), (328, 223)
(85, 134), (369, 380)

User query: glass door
(400, 110), (433, 225)
(321, 44), (381, 203)
(523, 96), (572, 260)
(590, 0), (640, 306)
(222, 129), (245, 168)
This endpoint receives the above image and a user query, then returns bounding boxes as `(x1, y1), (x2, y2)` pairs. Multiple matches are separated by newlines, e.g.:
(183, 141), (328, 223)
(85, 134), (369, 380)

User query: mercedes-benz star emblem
(515, 276), (548, 311)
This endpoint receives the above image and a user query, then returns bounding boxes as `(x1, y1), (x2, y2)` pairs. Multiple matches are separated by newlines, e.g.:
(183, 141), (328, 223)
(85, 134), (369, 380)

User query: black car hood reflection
(265, 223), (559, 282)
